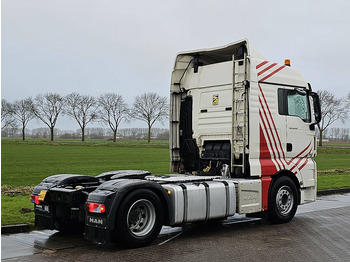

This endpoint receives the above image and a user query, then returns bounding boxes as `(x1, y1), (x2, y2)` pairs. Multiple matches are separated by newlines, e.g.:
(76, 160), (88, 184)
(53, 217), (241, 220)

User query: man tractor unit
(31, 39), (321, 248)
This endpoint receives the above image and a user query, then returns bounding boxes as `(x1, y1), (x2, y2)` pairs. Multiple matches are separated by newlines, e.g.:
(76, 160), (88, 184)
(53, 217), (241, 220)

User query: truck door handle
(287, 143), (293, 152)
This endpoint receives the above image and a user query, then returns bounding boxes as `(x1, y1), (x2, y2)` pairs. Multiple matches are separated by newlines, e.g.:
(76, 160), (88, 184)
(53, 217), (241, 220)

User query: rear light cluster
(30, 195), (40, 204)
(87, 202), (106, 213)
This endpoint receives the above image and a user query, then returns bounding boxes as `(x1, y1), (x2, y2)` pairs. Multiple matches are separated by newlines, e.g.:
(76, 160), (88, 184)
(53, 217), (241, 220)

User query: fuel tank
(147, 175), (236, 225)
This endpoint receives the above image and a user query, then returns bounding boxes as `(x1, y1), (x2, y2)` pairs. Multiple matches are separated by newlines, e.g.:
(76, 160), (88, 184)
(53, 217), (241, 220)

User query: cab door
(278, 88), (316, 186)
(283, 89), (314, 156)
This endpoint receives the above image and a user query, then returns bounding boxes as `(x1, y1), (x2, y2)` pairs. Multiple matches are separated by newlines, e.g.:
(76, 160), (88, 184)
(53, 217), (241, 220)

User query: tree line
(315, 127), (350, 142)
(2, 127), (169, 141)
(1, 92), (169, 142)
(2, 90), (350, 145)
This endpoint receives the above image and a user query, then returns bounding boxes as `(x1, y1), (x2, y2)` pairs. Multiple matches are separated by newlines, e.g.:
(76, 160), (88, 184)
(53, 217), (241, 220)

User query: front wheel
(114, 189), (164, 248)
(267, 176), (298, 224)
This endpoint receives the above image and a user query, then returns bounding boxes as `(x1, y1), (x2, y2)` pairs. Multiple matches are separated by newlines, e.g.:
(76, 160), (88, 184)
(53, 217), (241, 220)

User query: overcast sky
(2, 0), (350, 129)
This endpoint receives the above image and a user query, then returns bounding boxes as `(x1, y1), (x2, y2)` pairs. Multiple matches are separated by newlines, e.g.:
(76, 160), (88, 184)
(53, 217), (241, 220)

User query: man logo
(89, 217), (104, 225)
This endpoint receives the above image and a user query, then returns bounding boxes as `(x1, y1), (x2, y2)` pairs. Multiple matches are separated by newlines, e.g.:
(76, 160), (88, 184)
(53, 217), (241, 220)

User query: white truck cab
(170, 39), (321, 213)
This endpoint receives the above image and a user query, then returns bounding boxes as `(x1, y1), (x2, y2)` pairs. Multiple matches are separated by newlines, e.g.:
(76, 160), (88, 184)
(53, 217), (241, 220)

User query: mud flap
(85, 225), (113, 244)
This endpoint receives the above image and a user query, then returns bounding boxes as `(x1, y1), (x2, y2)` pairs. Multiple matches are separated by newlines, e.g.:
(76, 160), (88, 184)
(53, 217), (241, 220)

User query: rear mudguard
(85, 178), (172, 243)
(87, 178), (172, 230)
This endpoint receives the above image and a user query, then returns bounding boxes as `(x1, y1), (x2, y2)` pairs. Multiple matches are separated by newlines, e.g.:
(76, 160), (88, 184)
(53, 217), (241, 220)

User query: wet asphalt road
(2, 193), (350, 262)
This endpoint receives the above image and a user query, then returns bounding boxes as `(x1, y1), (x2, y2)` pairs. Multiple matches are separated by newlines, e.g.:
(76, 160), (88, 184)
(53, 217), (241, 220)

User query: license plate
(38, 190), (47, 201)
(35, 204), (50, 213)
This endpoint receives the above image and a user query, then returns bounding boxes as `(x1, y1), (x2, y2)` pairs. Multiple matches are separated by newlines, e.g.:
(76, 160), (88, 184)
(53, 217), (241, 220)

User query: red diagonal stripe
(258, 84), (286, 160)
(259, 96), (285, 169)
(258, 63), (277, 76)
(259, 109), (283, 170)
(287, 142), (311, 165)
(298, 158), (309, 171)
(256, 61), (268, 69)
(290, 149), (311, 171)
(260, 65), (286, 82)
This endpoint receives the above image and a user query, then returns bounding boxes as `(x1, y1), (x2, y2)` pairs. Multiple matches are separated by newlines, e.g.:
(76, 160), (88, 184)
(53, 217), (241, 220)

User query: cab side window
(278, 89), (311, 123)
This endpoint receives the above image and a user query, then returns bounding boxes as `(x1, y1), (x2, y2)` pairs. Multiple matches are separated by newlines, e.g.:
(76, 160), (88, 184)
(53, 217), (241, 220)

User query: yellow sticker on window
(213, 95), (219, 105)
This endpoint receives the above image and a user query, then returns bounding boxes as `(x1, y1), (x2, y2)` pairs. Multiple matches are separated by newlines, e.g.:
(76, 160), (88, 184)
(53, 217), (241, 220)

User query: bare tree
(97, 93), (129, 142)
(32, 93), (65, 141)
(65, 93), (97, 141)
(346, 92), (350, 111)
(131, 92), (168, 143)
(1, 99), (16, 129)
(11, 98), (36, 140)
(317, 90), (348, 146)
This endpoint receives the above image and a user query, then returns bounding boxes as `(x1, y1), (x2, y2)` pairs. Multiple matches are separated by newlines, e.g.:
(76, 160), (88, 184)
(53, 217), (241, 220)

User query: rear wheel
(267, 176), (298, 224)
(114, 189), (164, 248)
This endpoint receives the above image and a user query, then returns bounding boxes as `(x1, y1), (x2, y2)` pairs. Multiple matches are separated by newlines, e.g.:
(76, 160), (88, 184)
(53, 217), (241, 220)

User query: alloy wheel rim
(127, 199), (156, 237)
(276, 185), (294, 216)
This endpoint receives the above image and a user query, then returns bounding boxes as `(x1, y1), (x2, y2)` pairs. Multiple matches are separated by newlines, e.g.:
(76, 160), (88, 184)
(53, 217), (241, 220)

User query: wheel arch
(270, 170), (301, 205)
(106, 180), (171, 231)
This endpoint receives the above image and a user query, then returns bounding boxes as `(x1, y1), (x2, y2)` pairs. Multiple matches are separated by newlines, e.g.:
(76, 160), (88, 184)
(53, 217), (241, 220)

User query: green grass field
(2, 139), (169, 187)
(317, 173), (350, 190)
(315, 146), (350, 190)
(2, 195), (36, 226)
(1, 138), (350, 226)
(315, 147), (350, 171)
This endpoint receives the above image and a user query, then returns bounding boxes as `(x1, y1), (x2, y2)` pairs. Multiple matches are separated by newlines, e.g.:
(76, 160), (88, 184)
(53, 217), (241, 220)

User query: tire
(267, 176), (298, 224)
(114, 189), (164, 248)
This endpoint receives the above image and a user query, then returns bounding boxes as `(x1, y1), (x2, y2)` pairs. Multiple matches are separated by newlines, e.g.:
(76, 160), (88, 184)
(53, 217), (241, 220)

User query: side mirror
(310, 92), (321, 124)
(294, 88), (307, 96)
